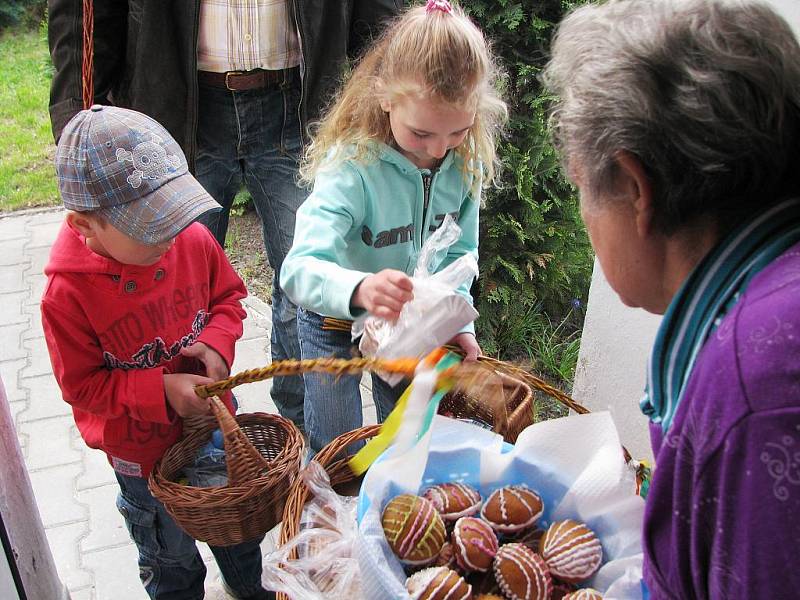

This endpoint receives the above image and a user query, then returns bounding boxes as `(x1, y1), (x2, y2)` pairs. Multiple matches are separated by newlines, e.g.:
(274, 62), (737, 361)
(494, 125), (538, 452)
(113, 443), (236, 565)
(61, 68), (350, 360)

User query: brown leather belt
(197, 67), (296, 91)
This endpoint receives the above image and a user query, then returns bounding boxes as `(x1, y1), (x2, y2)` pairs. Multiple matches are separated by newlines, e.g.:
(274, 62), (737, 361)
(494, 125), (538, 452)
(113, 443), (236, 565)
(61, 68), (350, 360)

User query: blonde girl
(281, 0), (507, 453)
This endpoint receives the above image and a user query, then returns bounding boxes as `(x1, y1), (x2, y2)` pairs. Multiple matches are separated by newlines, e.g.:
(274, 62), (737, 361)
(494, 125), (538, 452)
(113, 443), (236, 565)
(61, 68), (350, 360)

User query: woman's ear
(66, 211), (100, 239)
(615, 151), (654, 237)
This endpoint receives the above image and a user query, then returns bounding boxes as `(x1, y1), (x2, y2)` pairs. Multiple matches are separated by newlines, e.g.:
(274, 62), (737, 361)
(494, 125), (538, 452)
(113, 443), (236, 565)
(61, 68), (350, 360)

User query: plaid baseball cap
(55, 105), (221, 245)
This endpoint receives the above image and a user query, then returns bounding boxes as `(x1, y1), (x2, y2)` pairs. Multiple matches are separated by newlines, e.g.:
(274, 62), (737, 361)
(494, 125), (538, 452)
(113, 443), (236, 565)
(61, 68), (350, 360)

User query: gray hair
(543, 0), (800, 234)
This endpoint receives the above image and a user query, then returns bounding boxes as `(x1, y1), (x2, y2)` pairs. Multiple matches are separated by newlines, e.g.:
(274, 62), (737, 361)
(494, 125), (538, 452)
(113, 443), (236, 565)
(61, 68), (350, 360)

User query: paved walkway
(0, 208), (375, 599)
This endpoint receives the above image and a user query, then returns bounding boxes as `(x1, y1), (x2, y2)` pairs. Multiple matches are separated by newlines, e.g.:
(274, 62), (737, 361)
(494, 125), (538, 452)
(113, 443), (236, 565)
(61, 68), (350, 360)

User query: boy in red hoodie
(42, 105), (272, 599)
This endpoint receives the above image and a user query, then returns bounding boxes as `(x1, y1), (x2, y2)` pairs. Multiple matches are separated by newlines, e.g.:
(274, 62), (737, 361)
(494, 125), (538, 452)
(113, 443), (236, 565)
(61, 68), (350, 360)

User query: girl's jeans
(297, 307), (406, 453)
(115, 460), (265, 599)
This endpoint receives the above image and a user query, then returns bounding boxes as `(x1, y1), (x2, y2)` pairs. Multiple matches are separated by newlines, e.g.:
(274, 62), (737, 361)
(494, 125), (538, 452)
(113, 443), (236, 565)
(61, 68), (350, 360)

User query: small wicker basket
(148, 357), (417, 547)
(149, 396), (303, 547)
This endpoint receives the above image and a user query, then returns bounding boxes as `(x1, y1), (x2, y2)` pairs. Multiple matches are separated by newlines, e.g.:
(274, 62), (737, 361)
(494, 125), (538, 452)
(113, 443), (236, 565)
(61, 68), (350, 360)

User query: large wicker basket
(149, 396), (303, 547)
(275, 361), (593, 600)
(277, 425), (381, 600)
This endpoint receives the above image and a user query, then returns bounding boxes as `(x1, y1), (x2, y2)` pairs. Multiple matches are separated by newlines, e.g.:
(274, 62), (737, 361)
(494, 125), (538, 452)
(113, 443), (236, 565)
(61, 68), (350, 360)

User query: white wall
(571, 0), (800, 463)
(572, 263), (660, 461)
(767, 0), (800, 36)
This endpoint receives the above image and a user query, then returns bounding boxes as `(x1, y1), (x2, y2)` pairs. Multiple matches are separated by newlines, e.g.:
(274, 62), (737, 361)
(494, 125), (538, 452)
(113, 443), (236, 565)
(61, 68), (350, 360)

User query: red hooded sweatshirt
(41, 221), (246, 478)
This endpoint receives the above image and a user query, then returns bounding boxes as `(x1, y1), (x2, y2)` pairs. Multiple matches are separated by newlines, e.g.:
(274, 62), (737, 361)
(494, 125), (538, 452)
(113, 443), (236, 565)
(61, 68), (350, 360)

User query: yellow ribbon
(348, 348), (454, 475)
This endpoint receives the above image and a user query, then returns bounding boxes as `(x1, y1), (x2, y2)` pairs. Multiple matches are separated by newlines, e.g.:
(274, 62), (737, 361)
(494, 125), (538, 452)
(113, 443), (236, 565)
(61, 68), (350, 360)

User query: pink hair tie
(426, 0), (453, 15)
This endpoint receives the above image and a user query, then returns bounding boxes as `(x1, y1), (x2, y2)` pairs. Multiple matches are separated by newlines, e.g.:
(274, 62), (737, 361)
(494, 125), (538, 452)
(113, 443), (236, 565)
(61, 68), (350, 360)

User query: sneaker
(218, 577), (275, 600)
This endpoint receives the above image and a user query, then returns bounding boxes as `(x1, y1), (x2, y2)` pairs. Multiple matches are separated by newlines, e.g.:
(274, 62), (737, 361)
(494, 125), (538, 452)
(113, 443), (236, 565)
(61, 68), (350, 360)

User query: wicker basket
(274, 361), (594, 599)
(277, 425), (381, 600)
(149, 396), (303, 547)
(437, 356), (532, 443)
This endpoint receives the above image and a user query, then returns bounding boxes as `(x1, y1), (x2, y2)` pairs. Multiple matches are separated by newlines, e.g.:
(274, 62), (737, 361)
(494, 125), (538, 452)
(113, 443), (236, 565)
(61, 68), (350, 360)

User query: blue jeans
(297, 308), (406, 453)
(115, 467), (268, 599)
(194, 70), (306, 431)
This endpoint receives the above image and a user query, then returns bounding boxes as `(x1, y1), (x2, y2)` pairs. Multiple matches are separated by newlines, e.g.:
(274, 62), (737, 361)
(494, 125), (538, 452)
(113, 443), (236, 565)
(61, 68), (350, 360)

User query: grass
(0, 25), (59, 211)
(488, 300), (584, 392)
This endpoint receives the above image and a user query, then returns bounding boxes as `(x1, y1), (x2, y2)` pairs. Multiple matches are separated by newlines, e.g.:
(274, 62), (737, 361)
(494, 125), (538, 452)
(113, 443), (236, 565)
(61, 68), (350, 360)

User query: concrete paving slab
(28, 219), (64, 248)
(75, 447), (117, 491)
(0, 358), (27, 401)
(0, 323), (28, 362)
(0, 214), (29, 240)
(42, 521), (93, 591)
(20, 336), (53, 378)
(21, 416), (83, 470)
(24, 273), (47, 307)
(0, 238), (30, 267)
(16, 375), (71, 421)
(22, 305), (44, 340)
(82, 543), (142, 599)
(0, 264), (26, 293)
(0, 291), (29, 327)
(78, 483), (130, 553)
(28, 463), (87, 527)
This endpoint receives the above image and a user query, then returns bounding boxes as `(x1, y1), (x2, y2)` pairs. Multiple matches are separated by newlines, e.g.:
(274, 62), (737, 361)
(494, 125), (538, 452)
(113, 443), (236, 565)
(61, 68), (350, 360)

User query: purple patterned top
(642, 241), (800, 599)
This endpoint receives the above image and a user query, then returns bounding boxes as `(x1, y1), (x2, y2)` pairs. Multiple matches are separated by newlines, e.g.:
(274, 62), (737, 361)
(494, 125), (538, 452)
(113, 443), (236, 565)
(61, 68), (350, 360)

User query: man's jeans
(297, 308), (406, 453)
(195, 71), (306, 431)
(114, 471), (266, 599)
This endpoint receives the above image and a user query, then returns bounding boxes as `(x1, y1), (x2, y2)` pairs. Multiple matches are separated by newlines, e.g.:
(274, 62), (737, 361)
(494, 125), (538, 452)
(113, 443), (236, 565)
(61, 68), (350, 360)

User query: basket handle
(193, 357), (421, 399)
(81, 0), (94, 109)
(208, 396), (271, 486)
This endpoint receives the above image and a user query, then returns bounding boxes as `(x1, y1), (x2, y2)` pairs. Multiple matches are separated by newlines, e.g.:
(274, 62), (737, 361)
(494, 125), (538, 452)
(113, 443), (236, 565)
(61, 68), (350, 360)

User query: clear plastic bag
(261, 461), (361, 599)
(352, 215), (479, 385)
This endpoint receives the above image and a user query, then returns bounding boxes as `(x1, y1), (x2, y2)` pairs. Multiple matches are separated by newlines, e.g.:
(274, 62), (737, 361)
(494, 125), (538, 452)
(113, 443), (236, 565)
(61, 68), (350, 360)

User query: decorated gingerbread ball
(433, 541), (457, 569)
(452, 516), (499, 573)
(423, 483), (482, 521)
(382, 494), (446, 566)
(508, 525), (545, 553)
(467, 566), (503, 596)
(406, 566), (472, 600)
(493, 542), (552, 600)
(480, 485), (544, 534)
(540, 519), (603, 584)
(562, 589), (604, 600)
(551, 579), (579, 599)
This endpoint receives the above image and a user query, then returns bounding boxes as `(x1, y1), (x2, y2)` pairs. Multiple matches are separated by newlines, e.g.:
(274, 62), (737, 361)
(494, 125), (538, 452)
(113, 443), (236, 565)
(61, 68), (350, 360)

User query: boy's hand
(164, 373), (214, 417)
(450, 332), (481, 362)
(352, 269), (414, 321)
(181, 342), (229, 382)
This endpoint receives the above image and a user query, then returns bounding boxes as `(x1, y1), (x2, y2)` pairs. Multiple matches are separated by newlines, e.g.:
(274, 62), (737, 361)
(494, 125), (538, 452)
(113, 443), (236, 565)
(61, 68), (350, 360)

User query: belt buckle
(224, 70), (245, 91)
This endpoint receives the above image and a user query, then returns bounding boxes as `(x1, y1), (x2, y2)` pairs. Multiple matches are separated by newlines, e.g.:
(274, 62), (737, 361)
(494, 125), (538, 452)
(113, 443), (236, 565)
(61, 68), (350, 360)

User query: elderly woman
(544, 0), (800, 598)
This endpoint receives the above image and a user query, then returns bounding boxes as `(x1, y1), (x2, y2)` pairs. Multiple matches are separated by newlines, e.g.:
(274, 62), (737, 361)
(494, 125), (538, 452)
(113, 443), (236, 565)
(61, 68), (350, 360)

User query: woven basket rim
(149, 411), (303, 506)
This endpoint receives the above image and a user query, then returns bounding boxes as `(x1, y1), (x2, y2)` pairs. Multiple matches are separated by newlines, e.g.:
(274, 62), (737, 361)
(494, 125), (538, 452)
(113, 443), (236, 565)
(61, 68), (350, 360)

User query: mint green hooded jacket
(280, 143), (479, 333)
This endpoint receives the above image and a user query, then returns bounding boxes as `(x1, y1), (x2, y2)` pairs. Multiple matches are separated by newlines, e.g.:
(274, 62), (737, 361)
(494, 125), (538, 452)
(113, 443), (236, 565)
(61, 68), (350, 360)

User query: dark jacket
(48, 0), (404, 167)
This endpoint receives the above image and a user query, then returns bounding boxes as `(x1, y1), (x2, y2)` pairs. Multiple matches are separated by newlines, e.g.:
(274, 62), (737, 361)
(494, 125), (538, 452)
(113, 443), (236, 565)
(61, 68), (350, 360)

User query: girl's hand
(450, 332), (481, 362)
(352, 269), (414, 321)
(163, 373), (214, 417)
(180, 341), (229, 382)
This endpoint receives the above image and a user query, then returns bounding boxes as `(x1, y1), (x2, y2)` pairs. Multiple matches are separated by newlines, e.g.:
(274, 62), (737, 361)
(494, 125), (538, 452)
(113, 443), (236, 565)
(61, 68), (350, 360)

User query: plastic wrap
(355, 410), (646, 600)
(352, 215), (479, 385)
(261, 461), (361, 599)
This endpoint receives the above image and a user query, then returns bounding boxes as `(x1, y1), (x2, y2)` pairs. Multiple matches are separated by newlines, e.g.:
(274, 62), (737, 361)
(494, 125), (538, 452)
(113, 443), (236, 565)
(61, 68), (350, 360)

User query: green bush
(0, 0), (45, 30)
(464, 0), (594, 360)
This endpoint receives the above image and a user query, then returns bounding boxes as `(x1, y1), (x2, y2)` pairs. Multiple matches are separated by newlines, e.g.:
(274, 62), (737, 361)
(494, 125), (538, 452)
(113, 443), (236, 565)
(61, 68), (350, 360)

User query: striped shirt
(197, 0), (301, 73)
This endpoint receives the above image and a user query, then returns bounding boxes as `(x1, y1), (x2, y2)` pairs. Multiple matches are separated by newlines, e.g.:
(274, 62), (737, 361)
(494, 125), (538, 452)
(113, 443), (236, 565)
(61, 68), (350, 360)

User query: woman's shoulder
(679, 245), (800, 454)
(731, 243), (800, 411)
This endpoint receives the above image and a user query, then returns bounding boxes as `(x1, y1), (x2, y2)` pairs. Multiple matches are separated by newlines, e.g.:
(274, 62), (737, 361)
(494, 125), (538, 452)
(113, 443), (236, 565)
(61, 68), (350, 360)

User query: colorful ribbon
(348, 348), (461, 475)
